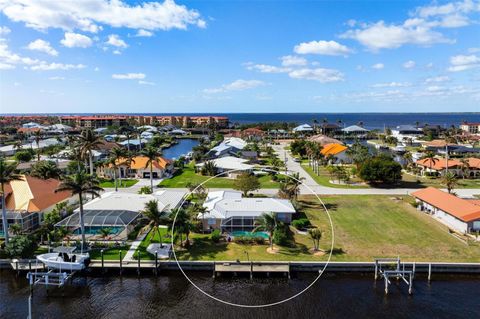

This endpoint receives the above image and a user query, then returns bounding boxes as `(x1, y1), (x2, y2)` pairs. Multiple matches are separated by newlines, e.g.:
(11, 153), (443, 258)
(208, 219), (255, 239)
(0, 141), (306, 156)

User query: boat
(392, 144), (406, 154)
(36, 252), (90, 271)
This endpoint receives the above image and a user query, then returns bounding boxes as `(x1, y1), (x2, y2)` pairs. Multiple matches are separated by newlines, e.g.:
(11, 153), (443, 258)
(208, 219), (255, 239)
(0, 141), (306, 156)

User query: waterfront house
(292, 124), (314, 134)
(199, 190), (296, 232)
(319, 123), (341, 135)
(460, 122), (480, 135)
(0, 176), (73, 236)
(307, 134), (343, 146)
(207, 137), (247, 158)
(411, 187), (480, 234)
(415, 157), (480, 178)
(98, 155), (173, 179)
(391, 125), (423, 144)
(320, 143), (351, 164)
(341, 125), (370, 137)
(196, 156), (254, 178)
(55, 190), (186, 240)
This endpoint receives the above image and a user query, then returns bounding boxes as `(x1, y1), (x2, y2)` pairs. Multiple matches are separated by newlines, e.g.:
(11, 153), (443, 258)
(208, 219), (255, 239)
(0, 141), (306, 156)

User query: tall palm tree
(33, 130), (43, 161)
(171, 207), (194, 247)
(253, 212), (278, 250)
(460, 157), (470, 179)
(109, 147), (127, 191)
(0, 158), (22, 244)
(422, 151), (439, 176)
(30, 160), (62, 180)
(140, 145), (162, 192)
(441, 171), (458, 194)
(55, 171), (104, 252)
(142, 200), (170, 248)
(78, 128), (103, 175)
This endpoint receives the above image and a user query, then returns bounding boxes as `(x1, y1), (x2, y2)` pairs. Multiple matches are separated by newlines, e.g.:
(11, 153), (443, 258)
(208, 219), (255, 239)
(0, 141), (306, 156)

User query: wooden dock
(213, 262), (290, 279)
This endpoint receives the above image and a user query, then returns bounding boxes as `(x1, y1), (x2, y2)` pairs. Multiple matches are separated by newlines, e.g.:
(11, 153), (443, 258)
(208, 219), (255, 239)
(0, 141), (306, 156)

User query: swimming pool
(73, 226), (124, 236)
(230, 231), (269, 239)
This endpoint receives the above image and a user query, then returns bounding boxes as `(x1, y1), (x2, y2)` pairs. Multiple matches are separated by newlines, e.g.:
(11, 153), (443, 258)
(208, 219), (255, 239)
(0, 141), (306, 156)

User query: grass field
(158, 164), (280, 188)
(302, 164), (369, 189)
(134, 227), (171, 260)
(99, 179), (139, 188)
(90, 246), (130, 260)
(175, 195), (480, 262)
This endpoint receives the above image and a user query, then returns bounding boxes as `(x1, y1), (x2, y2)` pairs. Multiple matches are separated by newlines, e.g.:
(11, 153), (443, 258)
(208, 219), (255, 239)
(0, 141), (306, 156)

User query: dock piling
(119, 251), (123, 276)
(154, 251), (158, 276)
(428, 263), (432, 282)
(101, 249), (104, 274)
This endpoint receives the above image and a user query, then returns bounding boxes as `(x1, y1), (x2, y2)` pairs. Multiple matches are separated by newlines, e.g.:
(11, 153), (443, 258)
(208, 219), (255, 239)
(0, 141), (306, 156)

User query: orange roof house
(411, 187), (480, 233)
(100, 156), (172, 179)
(114, 156), (171, 170)
(320, 143), (348, 156)
(415, 158), (461, 170)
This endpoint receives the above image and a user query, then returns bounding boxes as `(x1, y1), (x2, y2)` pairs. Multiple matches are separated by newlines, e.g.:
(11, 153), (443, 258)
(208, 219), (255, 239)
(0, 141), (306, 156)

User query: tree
(346, 141), (371, 168)
(142, 200), (169, 248)
(33, 130), (43, 161)
(78, 128), (103, 175)
(201, 160), (217, 176)
(358, 155), (402, 184)
(441, 171), (458, 194)
(9, 223), (22, 236)
(30, 160), (62, 179)
(0, 157), (22, 244)
(4, 235), (37, 258)
(253, 212), (278, 250)
(460, 157), (470, 179)
(308, 228), (322, 251)
(422, 151), (439, 176)
(171, 207), (194, 247)
(14, 149), (34, 162)
(55, 171), (104, 251)
(140, 145), (162, 193)
(108, 147), (127, 191)
(233, 172), (260, 196)
(99, 227), (112, 240)
(278, 172), (304, 200)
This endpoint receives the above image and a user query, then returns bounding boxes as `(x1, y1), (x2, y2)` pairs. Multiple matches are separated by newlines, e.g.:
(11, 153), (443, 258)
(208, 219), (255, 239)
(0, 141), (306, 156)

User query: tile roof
(411, 187), (480, 222)
(5, 175), (71, 212)
(115, 156), (171, 170)
(416, 157), (480, 170)
(321, 143), (348, 156)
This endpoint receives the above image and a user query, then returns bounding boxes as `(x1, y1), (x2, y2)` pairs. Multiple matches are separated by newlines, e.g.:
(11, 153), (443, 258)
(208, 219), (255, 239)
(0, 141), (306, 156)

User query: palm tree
(253, 212), (278, 250)
(99, 227), (112, 240)
(403, 151), (413, 170)
(201, 160), (217, 176)
(0, 157), (22, 244)
(441, 171), (458, 194)
(33, 130), (42, 161)
(78, 128), (103, 175)
(55, 171), (104, 251)
(308, 228), (322, 251)
(9, 223), (22, 236)
(108, 147), (127, 191)
(460, 157), (470, 179)
(171, 207), (194, 247)
(142, 200), (169, 248)
(30, 160), (62, 179)
(140, 145), (162, 192)
(422, 151), (439, 176)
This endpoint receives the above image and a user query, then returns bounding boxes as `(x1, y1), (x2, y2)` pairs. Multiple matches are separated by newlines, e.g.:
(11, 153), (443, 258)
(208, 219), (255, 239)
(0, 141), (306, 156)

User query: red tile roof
(411, 187), (480, 222)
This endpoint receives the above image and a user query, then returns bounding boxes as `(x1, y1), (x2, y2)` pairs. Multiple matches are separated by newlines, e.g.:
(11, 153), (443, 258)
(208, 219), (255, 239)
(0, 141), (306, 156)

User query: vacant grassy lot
(302, 164), (368, 189)
(99, 179), (139, 188)
(301, 195), (480, 262)
(175, 195), (480, 262)
(159, 164), (280, 188)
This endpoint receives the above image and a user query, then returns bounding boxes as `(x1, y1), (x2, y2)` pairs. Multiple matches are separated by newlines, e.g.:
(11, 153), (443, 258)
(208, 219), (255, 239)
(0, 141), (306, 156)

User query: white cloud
(371, 82), (412, 88)
(425, 76), (450, 83)
(1, 0), (205, 33)
(113, 50), (122, 55)
(136, 29), (154, 37)
(0, 26), (11, 36)
(94, 67), (100, 71)
(294, 40), (351, 56)
(203, 79), (266, 94)
(280, 55), (307, 66)
(245, 63), (290, 73)
(403, 60), (416, 69)
(139, 80), (155, 85)
(106, 34), (128, 48)
(372, 63), (384, 70)
(0, 41), (40, 67)
(288, 68), (344, 83)
(414, 0), (479, 28)
(27, 39), (58, 56)
(112, 73), (146, 80)
(61, 32), (93, 48)
(30, 62), (86, 71)
(48, 76), (65, 80)
(0, 62), (15, 70)
(341, 20), (453, 51)
(448, 54), (480, 72)
(468, 47), (480, 53)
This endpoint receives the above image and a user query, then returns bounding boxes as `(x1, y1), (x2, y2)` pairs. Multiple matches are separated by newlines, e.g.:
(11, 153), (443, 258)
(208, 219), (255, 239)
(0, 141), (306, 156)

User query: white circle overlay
(170, 167), (335, 308)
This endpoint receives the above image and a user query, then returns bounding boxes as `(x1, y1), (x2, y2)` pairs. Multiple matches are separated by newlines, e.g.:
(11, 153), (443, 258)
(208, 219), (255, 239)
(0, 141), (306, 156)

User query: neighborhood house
(99, 156), (173, 179)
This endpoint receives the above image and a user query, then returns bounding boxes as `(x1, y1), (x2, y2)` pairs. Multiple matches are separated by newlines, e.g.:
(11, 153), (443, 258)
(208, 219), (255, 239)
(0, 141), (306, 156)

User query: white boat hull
(36, 253), (90, 271)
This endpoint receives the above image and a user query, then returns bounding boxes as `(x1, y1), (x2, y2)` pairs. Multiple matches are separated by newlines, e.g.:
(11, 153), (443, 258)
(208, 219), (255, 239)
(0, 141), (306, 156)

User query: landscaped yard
(90, 246), (131, 260)
(173, 195), (480, 262)
(158, 164), (280, 188)
(302, 163), (369, 189)
(134, 227), (171, 260)
(99, 179), (139, 188)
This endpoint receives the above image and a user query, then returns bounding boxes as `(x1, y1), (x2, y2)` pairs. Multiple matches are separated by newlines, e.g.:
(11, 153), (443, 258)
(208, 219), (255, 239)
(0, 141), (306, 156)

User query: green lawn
(302, 164), (369, 189)
(174, 195), (480, 262)
(134, 227), (171, 260)
(89, 246), (130, 260)
(159, 164), (280, 188)
(99, 179), (139, 188)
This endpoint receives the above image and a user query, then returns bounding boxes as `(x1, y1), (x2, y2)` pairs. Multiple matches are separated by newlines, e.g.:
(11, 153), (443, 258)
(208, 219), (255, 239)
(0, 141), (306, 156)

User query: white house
(293, 124), (313, 133)
(199, 190), (296, 232)
(207, 137), (247, 158)
(412, 187), (480, 234)
(196, 156), (254, 178)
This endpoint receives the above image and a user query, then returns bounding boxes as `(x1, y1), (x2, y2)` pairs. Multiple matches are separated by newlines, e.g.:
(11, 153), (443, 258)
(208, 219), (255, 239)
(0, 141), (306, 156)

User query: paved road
(271, 142), (480, 197)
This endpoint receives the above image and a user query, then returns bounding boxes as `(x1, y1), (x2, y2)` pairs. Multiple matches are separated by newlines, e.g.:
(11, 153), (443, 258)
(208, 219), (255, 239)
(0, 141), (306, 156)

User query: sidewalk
(123, 230), (148, 262)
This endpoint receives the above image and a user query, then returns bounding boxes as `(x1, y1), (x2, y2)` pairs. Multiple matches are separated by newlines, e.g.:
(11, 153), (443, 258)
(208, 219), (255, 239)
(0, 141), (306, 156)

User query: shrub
(254, 236), (265, 245)
(291, 218), (311, 230)
(15, 150), (34, 162)
(138, 186), (153, 194)
(211, 229), (221, 243)
(4, 235), (38, 258)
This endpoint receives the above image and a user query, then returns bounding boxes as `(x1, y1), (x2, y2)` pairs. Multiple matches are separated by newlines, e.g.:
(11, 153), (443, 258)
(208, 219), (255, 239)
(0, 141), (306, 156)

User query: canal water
(162, 139), (199, 160)
(2, 270), (479, 318)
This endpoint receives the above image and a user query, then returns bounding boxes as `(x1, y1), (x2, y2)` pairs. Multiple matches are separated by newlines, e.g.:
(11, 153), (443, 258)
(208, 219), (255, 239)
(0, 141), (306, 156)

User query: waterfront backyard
(120, 195), (480, 263)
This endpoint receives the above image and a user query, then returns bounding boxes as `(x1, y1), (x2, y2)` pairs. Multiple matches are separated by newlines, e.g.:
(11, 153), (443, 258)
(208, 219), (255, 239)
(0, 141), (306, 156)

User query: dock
(213, 261), (290, 279)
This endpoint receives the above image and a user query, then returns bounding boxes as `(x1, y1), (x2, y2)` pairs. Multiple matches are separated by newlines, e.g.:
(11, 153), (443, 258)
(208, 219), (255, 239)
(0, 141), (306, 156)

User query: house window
(208, 218), (216, 225)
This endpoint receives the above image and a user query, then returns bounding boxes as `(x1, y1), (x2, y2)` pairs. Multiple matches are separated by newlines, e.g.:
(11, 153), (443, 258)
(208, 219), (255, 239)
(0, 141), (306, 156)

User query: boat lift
(374, 257), (415, 295)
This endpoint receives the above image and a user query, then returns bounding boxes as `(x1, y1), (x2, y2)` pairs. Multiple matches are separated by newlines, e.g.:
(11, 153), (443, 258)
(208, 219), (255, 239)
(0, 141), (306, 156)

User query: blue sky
(1, 0), (479, 113)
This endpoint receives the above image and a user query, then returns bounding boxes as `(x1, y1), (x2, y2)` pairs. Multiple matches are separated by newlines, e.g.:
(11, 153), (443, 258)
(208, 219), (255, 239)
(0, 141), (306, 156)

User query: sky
(0, 0), (480, 114)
